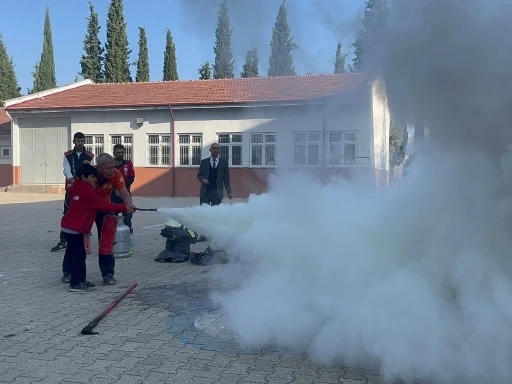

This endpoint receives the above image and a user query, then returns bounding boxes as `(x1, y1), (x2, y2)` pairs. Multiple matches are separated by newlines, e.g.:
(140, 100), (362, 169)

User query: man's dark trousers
(95, 212), (116, 277)
(200, 190), (222, 206)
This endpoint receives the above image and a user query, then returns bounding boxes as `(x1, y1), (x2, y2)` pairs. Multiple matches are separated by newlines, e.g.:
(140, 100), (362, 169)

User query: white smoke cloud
(159, 0), (512, 382)
(162, 145), (512, 383)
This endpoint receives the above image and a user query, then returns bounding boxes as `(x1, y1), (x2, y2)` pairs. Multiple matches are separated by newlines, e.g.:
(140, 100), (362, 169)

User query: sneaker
(82, 281), (96, 289)
(61, 273), (71, 283)
(69, 282), (93, 292)
(51, 242), (66, 252)
(103, 275), (116, 285)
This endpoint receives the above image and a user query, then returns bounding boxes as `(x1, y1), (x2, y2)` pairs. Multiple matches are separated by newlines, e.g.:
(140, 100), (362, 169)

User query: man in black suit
(197, 142), (233, 206)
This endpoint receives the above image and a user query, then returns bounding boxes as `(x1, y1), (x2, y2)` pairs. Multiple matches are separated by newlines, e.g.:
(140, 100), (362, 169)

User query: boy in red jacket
(61, 164), (136, 292)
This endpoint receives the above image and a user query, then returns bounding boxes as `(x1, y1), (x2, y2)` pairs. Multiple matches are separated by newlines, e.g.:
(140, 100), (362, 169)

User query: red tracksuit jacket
(61, 180), (127, 234)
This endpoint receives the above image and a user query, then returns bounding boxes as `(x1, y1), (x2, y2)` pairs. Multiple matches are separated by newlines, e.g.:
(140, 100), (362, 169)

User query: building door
(18, 117), (70, 184)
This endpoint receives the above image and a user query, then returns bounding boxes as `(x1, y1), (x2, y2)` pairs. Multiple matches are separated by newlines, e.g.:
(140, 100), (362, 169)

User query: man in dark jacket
(51, 132), (94, 252)
(197, 143), (233, 206)
(111, 144), (135, 231)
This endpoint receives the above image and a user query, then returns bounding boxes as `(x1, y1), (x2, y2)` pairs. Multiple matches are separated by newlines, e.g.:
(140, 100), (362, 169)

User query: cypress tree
(240, 48), (259, 78)
(351, 0), (388, 71)
(213, 1), (235, 79)
(32, 6), (57, 93)
(104, 0), (132, 82)
(268, 1), (297, 77)
(79, 2), (104, 83)
(198, 61), (212, 80)
(0, 35), (21, 101)
(162, 29), (178, 81)
(333, 40), (347, 74)
(135, 27), (149, 82)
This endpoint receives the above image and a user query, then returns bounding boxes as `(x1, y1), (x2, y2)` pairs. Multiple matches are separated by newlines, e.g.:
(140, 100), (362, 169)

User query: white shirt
(210, 157), (219, 168)
(63, 151), (95, 180)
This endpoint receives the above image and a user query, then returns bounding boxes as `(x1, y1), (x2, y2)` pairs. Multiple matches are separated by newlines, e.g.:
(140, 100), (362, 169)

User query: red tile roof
(6, 74), (368, 111)
(0, 109), (10, 136)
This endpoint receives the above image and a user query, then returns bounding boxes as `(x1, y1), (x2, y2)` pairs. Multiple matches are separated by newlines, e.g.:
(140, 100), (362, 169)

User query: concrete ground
(0, 192), (388, 384)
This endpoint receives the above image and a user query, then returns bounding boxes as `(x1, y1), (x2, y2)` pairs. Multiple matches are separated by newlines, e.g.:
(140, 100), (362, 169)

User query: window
(84, 135), (104, 156)
(250, 133), (276, 166)
(179, 134), (202, 166)
(327, 131), (357, 165)
(293, 132), (320, 166)
(0, 147), (10, 158)
(218, 133), (242, 166)
(111, 135), (133, 162)
(147, 134), (171, 166)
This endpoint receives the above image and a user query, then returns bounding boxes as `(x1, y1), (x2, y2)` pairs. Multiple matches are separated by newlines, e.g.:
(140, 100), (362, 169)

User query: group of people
(52, 132), (136, 292)
(53, 135), (233, 292)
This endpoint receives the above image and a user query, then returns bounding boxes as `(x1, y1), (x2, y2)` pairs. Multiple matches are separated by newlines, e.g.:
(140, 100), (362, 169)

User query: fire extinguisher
(99, 214), (118, 255)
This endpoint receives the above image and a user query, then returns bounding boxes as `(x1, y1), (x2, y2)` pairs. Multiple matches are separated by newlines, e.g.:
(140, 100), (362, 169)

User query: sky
(1, 0), (363, 95)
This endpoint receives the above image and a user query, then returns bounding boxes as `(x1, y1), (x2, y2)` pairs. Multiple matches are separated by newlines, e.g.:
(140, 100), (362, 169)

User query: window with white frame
(0, 147), (11, 158)
(293, 132), (321, 166)
(147, 134), (171, 166)
(178, 134), (202, 166)
(327, 131), (357, 165)
(111, 135), (133, 162)
(84, 135), (104, 156)
(250, 133), (276, 166)
(218, 133), (242, 166)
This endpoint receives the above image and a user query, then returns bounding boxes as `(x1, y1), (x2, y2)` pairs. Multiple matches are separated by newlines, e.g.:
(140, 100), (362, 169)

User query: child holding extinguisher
(60, 164), (136, 292)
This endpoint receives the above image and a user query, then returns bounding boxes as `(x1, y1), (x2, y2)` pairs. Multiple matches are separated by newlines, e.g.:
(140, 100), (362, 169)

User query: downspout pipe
(322, 102), (327, 183)
(168, 106), (176, 197)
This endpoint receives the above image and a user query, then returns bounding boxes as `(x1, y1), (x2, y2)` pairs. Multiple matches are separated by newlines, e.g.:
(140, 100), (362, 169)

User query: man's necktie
(212, 159), (216, 168)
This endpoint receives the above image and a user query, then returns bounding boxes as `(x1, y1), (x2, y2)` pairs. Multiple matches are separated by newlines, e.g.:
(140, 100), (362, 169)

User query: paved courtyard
(0, 192), (387, 384)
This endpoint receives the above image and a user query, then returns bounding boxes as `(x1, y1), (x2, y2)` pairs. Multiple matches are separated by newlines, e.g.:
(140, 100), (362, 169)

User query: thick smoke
(161, 0), (512, 382)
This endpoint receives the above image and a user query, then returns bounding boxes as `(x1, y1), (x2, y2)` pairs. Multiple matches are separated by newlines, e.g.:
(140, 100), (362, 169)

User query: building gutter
(6, 100), (329, 115)
(168, 105), (176, 197)
(7, 106), (170, 114)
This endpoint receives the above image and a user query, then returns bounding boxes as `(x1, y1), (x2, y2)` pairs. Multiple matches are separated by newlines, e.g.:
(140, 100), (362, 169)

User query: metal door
(18, 117), (70, 184)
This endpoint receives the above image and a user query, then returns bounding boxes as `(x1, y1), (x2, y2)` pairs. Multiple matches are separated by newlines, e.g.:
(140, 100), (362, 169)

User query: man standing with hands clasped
(197, 142), (232, 206)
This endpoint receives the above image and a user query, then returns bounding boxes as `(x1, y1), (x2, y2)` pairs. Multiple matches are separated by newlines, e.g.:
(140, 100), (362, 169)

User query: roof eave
(6, 98), (339, 113)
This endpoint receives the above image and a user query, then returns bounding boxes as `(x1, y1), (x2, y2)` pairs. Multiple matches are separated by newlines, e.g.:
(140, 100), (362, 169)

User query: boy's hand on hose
(126, 204), (136, 213)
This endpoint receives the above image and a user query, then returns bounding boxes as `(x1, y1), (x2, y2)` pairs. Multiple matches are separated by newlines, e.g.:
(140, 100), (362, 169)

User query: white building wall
(8, 86), (385, 177)
(371, 77), (391, 171)
(71, 109), (171, 168)
(173, 103), (373, 169)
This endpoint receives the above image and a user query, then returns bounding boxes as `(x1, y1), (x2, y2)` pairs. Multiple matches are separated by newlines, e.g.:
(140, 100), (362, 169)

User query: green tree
(241, 48), (259, 78)
(104, 0), (132, 82)
(0, 35), (21, 101)
(333, 40), (347, 74)
(162, 29), (178, 81)
(79, 2), (104, 82)
(351, 0), (388, 71)
(389, 126), (405, 167)
(213, 1), (234, 79)
(268, 1), (297, 77)
(198, 61), (212, 80)
(135, 27), (149, 82)
(31, 6), (57, 93)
